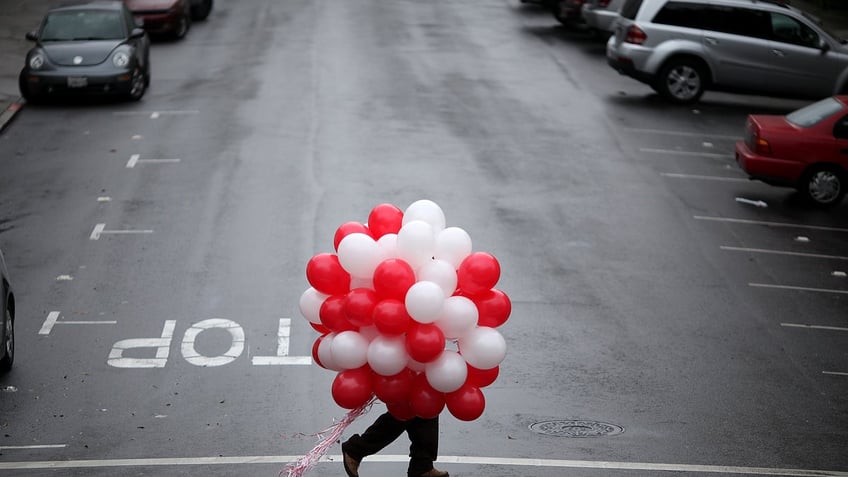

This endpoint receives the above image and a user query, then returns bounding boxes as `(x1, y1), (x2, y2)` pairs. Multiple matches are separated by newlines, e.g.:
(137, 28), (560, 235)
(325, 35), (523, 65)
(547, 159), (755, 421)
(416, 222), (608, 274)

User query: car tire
(800, 165), (846, 207)
(173, 11), (191, 39)
(552, 2), (571, 25)
(127, 67), (146, 101)
(656, 59), (707, 104)
(190, 0), (212, 21)
(1, 307), (13, 372)
(18, 71), (41, 105)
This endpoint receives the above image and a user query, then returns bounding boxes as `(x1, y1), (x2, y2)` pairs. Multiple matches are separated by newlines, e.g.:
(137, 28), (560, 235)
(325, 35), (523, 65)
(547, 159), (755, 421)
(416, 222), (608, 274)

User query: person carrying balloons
(290, 201), (511, 477)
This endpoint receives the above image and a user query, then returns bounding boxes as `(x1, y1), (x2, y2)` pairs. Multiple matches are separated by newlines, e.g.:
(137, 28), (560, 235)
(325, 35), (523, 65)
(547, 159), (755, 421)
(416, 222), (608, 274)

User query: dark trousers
(342, 412), (439, 476)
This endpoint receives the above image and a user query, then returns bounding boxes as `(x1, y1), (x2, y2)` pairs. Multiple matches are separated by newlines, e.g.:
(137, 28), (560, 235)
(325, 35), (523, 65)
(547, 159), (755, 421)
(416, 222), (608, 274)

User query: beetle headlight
(112, 52), (130, 68)
(29, 53), (45, 70)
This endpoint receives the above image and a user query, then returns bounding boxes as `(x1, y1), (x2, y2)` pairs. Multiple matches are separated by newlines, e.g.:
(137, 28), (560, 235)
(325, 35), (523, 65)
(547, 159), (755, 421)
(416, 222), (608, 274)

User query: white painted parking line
(749, 283), (848, 295)
(622, 127), (741, 140)
(0, 444), (66, 451)
(721, 246), (848, 261)
(823, 371), (848, 377)
(781, 323), (848, 332)
(126, 154), (181, 168)
(112, 110), (199, 117)
(639, 148), (733, 158)
(0, 454), (846, 476)
(90, 224), (154, 240)
(694, 216), (848, 233)
(660, 173), (748, 182)
(39, 311), (117, 335)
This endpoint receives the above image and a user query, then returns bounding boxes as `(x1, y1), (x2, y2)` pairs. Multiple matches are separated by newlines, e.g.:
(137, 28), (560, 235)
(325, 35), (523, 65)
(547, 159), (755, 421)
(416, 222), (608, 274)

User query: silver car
(1, 247), (14, 372)
(606, 0), (848, 103)
(582, 0), (625, 36)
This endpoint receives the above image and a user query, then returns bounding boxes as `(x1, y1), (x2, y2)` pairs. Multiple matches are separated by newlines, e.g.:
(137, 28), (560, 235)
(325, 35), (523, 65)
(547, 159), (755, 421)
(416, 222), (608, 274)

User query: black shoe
(413, 469), (449, 477)
(342, 450), (360, 477)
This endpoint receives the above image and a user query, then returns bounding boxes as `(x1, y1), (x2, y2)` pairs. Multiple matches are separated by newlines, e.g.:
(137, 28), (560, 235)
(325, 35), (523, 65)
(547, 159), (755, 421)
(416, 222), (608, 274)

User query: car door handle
(772, 49), (785, 57)
(704, 37), (718, 45)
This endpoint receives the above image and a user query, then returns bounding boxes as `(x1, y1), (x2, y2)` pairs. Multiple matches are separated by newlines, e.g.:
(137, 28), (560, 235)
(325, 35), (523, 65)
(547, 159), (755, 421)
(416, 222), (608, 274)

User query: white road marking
(90, 224), (153, 240)
(0, 444), (66, 450)
(112, 110), (199, 117)
(108, 321), (176, 368)
(150, 112), (160, 119)
(823, 371), (848, 377)
(181, 318), (245, 367)
(735, 198), (768, 208)
(252, 318), (313, 366)
(56, 275), (74, 281)
(660, 173), (748, 182)
(126, 155), (180, 168)
(97, 196), (112, 202)
(39, 311), (116, 335)
(639, 148), (733, 158)
(781, 323), (848, 332)
(622, 127), (741, 140)
(694, 216), (848, 233)
(126, 154), (140, 168)
(0, 454), (846, 475)
(749, 283), (848, 295)
(39, 311), (60, 335)
(721, 246), (848, 260)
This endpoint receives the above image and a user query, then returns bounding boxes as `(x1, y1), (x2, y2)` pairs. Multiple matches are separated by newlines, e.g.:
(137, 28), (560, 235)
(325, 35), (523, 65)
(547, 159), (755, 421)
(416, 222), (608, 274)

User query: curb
(0, 99), (24, 134)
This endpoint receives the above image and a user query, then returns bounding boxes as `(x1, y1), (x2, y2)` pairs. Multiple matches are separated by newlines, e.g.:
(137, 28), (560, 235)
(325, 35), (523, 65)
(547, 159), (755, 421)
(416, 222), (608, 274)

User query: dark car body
(553, 0), (588, 25)
(189, 0), (212, 21)
(124, 0), (191, 39)
(19, 1), (150, 102)
(736, 96), (848, 207)
(1, 248), (15, 372)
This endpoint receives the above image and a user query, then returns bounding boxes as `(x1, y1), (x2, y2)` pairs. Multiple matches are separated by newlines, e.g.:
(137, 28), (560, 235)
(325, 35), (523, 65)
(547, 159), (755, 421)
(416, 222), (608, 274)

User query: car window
(770, 13), (820, 48)
(652, 1), (708, 29)
(620, 0), (643, 20)
(701, 6), (770, 39)
(833, 114), (848, 139)
(40, 10), (125, 41)
(786, 97), (844, 127)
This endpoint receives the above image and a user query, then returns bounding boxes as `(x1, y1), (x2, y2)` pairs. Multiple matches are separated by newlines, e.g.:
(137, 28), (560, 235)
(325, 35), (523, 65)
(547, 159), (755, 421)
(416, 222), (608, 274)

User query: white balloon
(403, 200), (446, 233)
(317, 333), (343, 371)
(338, 233), (381, 278)
(405, 281), (445, 324)
(434, 227), (473, 269)
(331, 331), (370, 369)
(458, 327), (506, 370)
(376, 233), (399, 261)
(435, 296), (478, 340)
(418, 259), (458, 297)
(299, 287), (327, 325)
(397, 220), (435, 270)
(367, 335), (409, 376)
(425, 350), (468, 393)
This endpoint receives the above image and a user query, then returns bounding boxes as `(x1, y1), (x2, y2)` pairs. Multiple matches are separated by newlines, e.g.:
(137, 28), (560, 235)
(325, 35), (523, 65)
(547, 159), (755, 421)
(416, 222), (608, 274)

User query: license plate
(67, 76), (87, 88)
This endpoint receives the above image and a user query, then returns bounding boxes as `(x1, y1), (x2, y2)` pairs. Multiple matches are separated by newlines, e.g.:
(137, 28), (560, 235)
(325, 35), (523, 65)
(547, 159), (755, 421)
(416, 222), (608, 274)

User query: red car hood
(124, 0), (178, 11)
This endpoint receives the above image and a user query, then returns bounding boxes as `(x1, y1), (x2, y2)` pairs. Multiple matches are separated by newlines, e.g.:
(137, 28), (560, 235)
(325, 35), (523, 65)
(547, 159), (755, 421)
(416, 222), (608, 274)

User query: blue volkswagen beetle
(19, 0), (151, 103)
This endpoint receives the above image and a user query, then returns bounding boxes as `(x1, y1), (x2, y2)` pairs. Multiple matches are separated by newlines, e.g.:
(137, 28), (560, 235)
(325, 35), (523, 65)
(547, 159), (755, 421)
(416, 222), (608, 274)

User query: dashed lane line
(1, 455), (847, 475)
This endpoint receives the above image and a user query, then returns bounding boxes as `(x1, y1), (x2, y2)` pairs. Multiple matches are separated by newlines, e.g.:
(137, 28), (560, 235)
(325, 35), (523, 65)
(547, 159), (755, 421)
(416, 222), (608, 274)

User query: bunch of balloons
(299, 200), (510, 422)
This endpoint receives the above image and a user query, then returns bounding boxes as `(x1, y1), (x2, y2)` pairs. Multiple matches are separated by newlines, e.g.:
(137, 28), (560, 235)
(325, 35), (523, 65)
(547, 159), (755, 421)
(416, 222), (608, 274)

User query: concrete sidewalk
(1, 0), (848, 134)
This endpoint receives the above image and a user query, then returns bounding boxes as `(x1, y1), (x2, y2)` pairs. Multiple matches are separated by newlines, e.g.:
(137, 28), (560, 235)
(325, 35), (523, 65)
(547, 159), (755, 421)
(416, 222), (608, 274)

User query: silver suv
(606, 0), (848, 103)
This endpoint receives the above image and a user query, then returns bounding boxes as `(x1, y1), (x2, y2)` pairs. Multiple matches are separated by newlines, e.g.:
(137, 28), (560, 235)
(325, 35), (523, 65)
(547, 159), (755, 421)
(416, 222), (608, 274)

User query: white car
(582, 0), (625, 36)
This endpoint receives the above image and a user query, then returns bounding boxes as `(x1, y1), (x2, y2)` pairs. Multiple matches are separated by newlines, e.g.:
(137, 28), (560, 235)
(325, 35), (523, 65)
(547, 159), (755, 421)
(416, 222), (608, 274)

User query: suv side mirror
(130, 27), (145, 39)
(25, 31), (37, 41)
(820, 38), (831, 53)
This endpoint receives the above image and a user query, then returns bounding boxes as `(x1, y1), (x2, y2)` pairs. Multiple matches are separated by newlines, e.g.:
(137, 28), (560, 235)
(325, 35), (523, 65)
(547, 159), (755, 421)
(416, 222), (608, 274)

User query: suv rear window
(620, 0), (643, 20)
(786, 97), (844, 127)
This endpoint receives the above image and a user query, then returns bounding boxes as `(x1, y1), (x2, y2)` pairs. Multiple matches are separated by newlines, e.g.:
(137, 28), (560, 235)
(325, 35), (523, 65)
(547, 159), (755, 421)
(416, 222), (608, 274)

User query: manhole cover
(529, 420), (624, 438)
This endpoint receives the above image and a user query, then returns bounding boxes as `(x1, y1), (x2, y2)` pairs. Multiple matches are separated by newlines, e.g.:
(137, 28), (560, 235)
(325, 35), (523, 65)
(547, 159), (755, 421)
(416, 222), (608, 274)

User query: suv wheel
(800, 165), (846, 207)
(1, 307), (13, 372)
(657, 59), (706, 104)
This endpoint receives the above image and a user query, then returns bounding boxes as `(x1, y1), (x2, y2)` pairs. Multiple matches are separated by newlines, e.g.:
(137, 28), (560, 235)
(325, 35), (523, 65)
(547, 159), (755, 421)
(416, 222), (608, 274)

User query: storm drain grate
(529, 420), (624, 438)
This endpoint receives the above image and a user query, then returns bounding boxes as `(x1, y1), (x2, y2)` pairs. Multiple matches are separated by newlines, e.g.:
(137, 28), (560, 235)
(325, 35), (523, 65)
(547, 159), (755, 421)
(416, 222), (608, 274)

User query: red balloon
(310, 322), (331, 334)
(367, 204), (404, 239)
(373, 299), (412, 336)
(473, 289), (511, 328)
(405, 323), (445, 363)
(320, 295), (357, 333)
(457, 252), (500, 296)
(374, 368), (415, 404)
(312, 335), (328, 369)
(386, 400), (415, 421)
(344, 288), (378, 327)
(445, 384), (485, 421)
(331, 366), (374, 409)
(467, 364), (499, 388)
(334, 222), (371, 251)
(373, 259), (416, 300)
(410, 373), (445, 419)
(306, 253), (351, 296)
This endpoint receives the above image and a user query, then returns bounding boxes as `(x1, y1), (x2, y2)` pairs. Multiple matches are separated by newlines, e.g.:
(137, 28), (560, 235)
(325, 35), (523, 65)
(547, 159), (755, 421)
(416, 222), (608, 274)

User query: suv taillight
(624, 25), (647, 45)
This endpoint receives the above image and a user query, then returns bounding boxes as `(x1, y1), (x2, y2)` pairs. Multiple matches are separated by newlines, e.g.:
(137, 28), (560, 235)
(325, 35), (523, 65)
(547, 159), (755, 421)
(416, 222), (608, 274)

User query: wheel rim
(130, 69), (145, 99)
(808, 170), (841, 204)
(4, 309), (12, 362)
(666, 66), (701, 101)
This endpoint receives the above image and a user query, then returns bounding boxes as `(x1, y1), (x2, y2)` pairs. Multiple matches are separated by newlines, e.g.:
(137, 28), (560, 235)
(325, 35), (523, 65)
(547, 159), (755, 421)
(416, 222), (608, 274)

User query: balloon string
(280, 397), (377, 477)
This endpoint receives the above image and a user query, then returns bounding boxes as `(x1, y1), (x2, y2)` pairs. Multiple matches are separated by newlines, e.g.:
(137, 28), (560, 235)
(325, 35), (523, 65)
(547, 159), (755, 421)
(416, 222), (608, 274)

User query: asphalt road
(0, 1), (847, 476)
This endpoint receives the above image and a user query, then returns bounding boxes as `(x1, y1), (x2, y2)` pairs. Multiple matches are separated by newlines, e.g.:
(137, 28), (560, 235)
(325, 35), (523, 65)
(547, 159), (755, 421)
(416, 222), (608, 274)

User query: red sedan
(124, 0), (191, 40)
(736, 96), (848, 207)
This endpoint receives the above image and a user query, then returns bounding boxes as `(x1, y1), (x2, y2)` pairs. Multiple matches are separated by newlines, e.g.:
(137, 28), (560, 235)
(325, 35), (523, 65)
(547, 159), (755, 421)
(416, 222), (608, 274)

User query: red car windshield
(785, 97), (844, 128)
